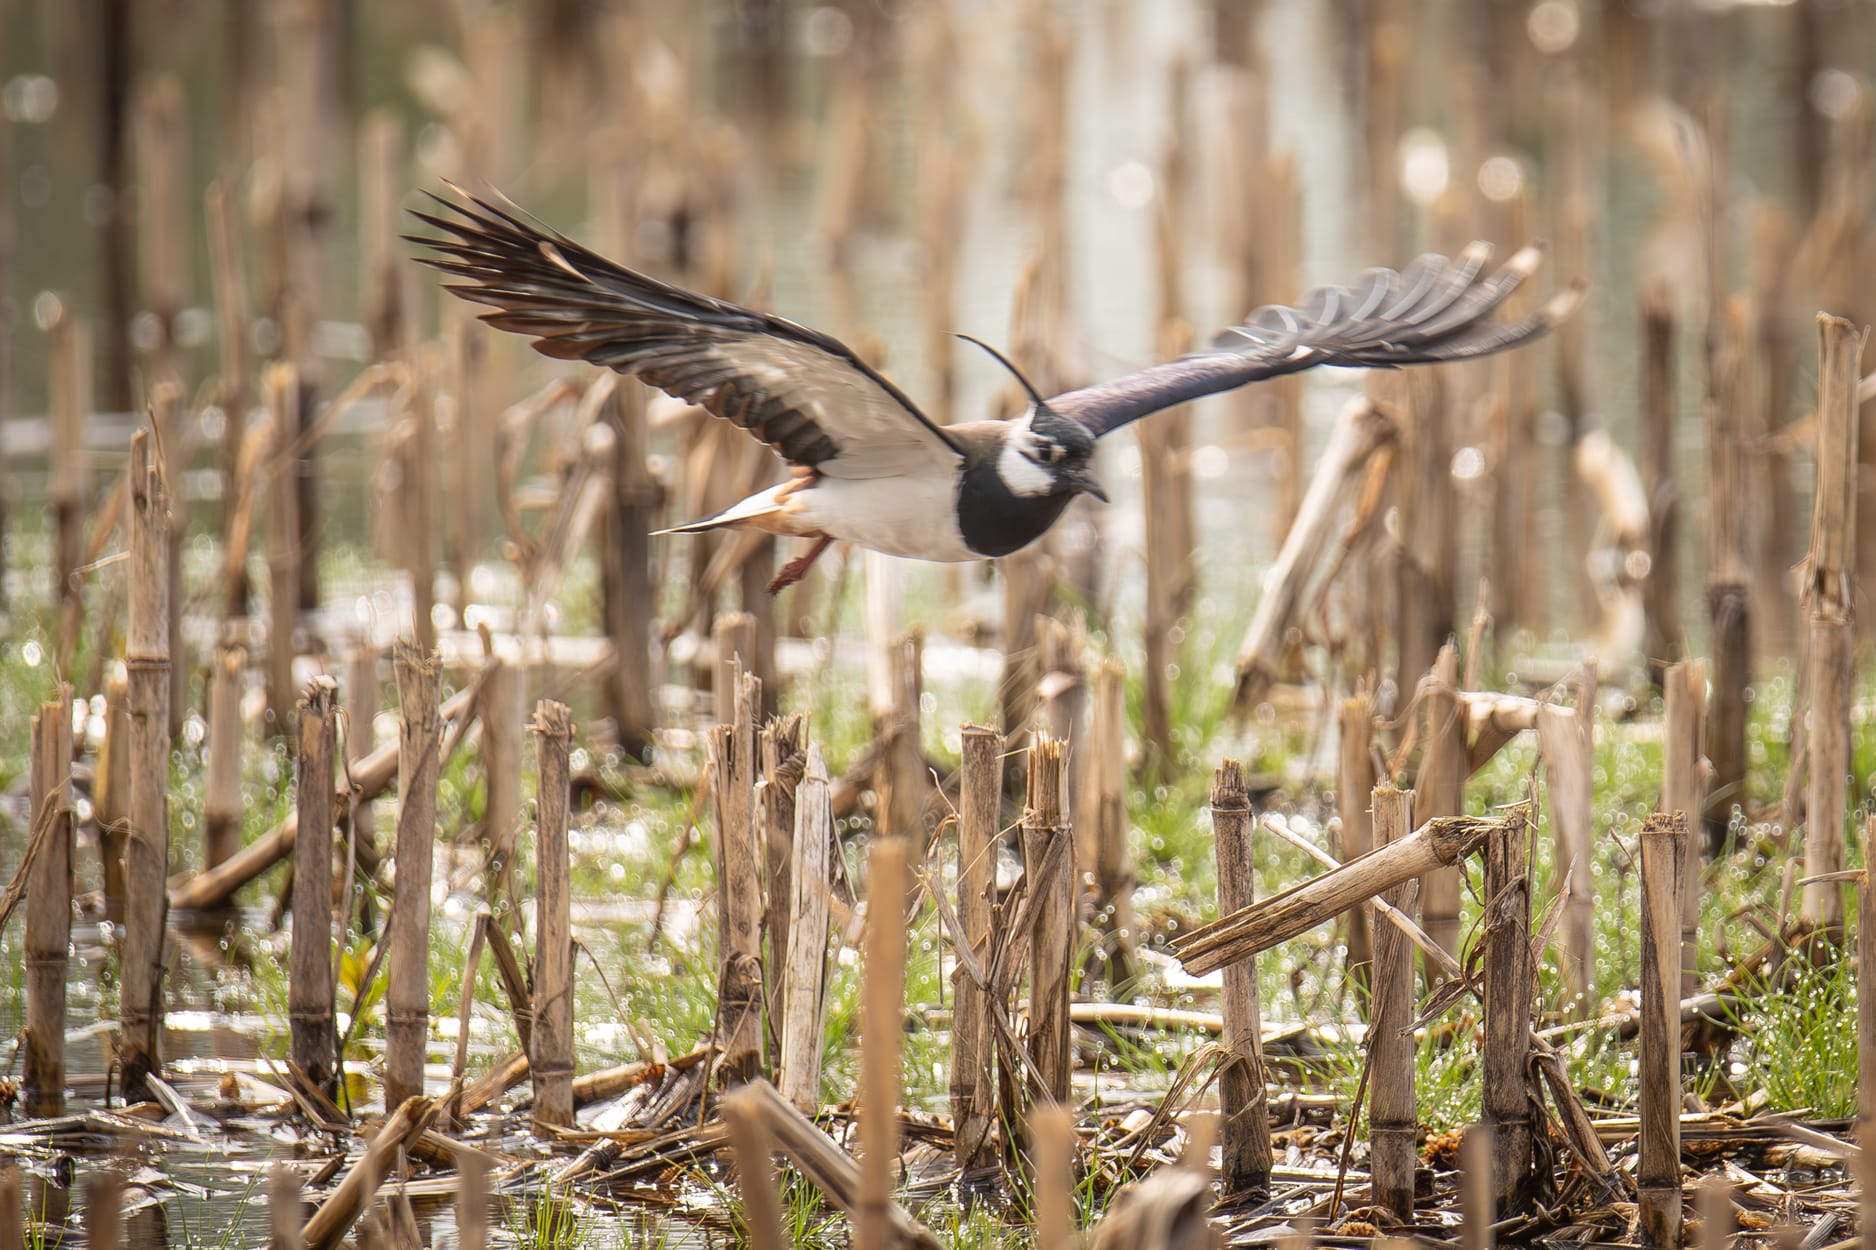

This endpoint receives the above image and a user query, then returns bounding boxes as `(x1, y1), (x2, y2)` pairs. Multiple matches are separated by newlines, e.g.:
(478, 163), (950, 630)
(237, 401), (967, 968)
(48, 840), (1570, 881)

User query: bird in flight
(413, 189), (1581, 592)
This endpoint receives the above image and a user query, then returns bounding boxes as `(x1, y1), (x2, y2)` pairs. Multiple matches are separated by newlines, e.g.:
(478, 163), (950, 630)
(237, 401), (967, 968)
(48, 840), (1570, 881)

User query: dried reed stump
(1803, 315), (1868, 927)
(602, 378), (660, 755)
(1706, 297), (1753, 855)
(1336, 693), (1375, 1002)
(204, 643), (245, 870)
(531, 700), (575, 1127)
(1417, 642), (1466, 976)
(385, 645), (439, 1108)
(778, 745), (834, 1110)
(1639, 285), (1682, 677)
(264, 364), (301, 737)
(1368, 786), (1418, 1225)
(1024, 734), (1074, 1106)
(760, 714), (804, 1039)
(1085, 661), (1135, 991)
(1638, 811), (1687, 1249)
(952, 725), (999, 1171)
(289, 677), (340, 1093)
(710, 672), (765, 1086)
(1211, 761), (1272, 1200)
(857, 836), (910, 1250)
(24, 690), (74, 1118)
(1664, 659), (1707, 996)
(1482, 805), (1533, 1217)
(122, 428), (172, 1102)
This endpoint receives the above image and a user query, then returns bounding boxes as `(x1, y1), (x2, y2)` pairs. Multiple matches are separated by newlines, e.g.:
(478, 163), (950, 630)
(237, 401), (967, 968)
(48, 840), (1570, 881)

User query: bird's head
(956, 334), (1108, 504)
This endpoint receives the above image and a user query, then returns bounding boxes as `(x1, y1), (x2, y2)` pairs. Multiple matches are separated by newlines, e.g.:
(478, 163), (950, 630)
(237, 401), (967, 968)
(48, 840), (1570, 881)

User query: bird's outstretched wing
(410, 189), (962, 478)
(1047, 243), (1584, 439)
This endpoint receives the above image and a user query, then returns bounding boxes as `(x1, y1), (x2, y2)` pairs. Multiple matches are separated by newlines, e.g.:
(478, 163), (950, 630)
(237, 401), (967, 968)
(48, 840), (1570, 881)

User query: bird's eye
(1036, 443), (1062, 465)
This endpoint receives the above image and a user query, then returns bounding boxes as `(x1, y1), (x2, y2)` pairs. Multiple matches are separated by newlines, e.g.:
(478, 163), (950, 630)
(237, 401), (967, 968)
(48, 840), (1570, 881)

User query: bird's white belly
(797, 472), (976, 562)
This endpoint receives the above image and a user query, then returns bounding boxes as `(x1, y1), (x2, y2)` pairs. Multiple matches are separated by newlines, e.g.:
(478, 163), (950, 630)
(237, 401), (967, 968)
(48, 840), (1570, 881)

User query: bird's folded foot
(768, 536), (835, 594)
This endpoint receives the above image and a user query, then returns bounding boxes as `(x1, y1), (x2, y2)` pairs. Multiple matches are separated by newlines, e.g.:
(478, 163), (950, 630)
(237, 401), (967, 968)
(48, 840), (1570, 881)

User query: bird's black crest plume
(954, 333), (1050, 411)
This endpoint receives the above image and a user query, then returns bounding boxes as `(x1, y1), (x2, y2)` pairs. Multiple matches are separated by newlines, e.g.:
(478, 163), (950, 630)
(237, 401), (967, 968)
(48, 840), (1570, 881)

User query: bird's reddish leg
(768, 536), (835, 594)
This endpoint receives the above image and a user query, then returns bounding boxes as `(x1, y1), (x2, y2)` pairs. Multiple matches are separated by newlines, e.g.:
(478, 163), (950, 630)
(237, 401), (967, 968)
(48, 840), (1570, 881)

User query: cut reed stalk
(122, 428), (172, 1103)
(1536, 699), (1593, 1008)
(481, 655), (522, 866)
(1803, 314), (1868, 927)
(1174, 813), (1501, 977)
(24, 689), (73, 1118)
(531, 699), (575, 1127)
(1663, 659), (1707, 995)
(1368, 786), (1418, 1225)
(1706, 297), (1753, 854)
(858, 835), (910, 1250)
(204, 643), (245, 870)
(1482, 805), (1533, 1217)
(953, 725), (999, 1169)
(1418, 642), (1466, 973)
(879, 631), (927, 845)
(1640, 285), (1681, 675)
(1037, 617), (1086, 831)
(1024, 734), (1074, 1105)
(711, 672), (765, 1086)
(1085, 661), (1134, 990)
(1336, 694), (1375, 1003)
(1638, 811), (1687, 1249)
(47, 303), (88, 634)
(1139, 321), (1194, 783)
(1862, 849), (1876, 1136)
(384, 644), (439, 1109)
(264, 363), (301, 736)
(603, 379), (659, 755)
(1697, 1175), (1733, 1250)
(96, 671), (130, 918)
(714, 611), (756, 728)
(456, 1143), (488, 1250)
(760, 714), (804, 1044)
(1461, 1123), (1493, 1250)
(779, 744), (833, 1110)
(85, 1167), (123, 1250)
(344, 640), (378, 854)
(0, 1166), (21, 1250)
(289, 676), (340, 1093)
(1212, 760), (1272, 1199)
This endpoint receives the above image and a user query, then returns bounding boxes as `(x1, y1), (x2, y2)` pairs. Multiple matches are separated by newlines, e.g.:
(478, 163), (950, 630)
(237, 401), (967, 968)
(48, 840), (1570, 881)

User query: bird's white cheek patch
(997, 440), (1056, 497)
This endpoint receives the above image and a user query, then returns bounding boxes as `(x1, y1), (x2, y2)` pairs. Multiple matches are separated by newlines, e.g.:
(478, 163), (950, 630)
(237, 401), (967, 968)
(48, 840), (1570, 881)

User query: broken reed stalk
(1211, 760), (1273, 1199)
(290, 676), (340, 1093)
(1086, 661), (1135, 989)
(1032, 1102), (1076, 1250)
(0, 1167), (22, 1250)
(1803, 314), (1868, 927)
(602, 380), (659, 754)
(457, 1146), (489, 1250)
(1025, 733), (1074, 1105)
(172, 683), (477, 913)
(265, 363), (301, 736)
(1697, 1175), (1733, 1250)
(481, 657), (522, 860)
(724, 1087), (788, 1250)
(1138, 325), (1191, 783)
(1706, 296), (1752, 853)
(531, 699), (575, 1128)
(714, 611), (757, 727)
(1036, 618), (1086, 836)
(1336, 694), (1375, 1002)
(204, 644), (245, 869)
(1482, 805), (1533, 1218)
(122, 427), (171, 1103)
(344, 640), (378, 854)
(1638, 811), (1687, 1250)
(1664, 658), (1707, 995)
(1173, 813), (1501, 977)
(879, 631), (926, 844)
(952, 725), (999, 1170)
(1418, 642), (1466, 972)
(24, 688), (73, 1118)
(711, 671), (765, 1086)
(760, 714), (804, 1043)
(301, 1097), (434, 1250)
(270, 1164), (303, 1250)
(384, 644), (439, 1109)
(857, 835), (910, 1250)
(1536, 697), (1594, 1009)
(779, 744), (833, 1110)
(1368, 786), (1418, 1225)
(1233, 396), (1396, 710)
(408, 350), (439, 653)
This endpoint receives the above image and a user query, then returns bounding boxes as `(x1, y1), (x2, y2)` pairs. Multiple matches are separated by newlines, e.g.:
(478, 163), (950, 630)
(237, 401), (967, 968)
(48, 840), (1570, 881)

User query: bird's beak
(1070, 466), (1109, 503)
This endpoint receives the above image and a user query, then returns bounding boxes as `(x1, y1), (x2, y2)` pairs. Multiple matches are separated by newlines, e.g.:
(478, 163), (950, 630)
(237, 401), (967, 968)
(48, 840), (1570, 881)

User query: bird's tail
(654, 482), (789, 536)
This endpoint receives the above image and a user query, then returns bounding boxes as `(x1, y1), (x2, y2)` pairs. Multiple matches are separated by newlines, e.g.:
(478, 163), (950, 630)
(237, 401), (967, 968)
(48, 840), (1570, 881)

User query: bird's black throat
(956, 459), (1077, 558)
